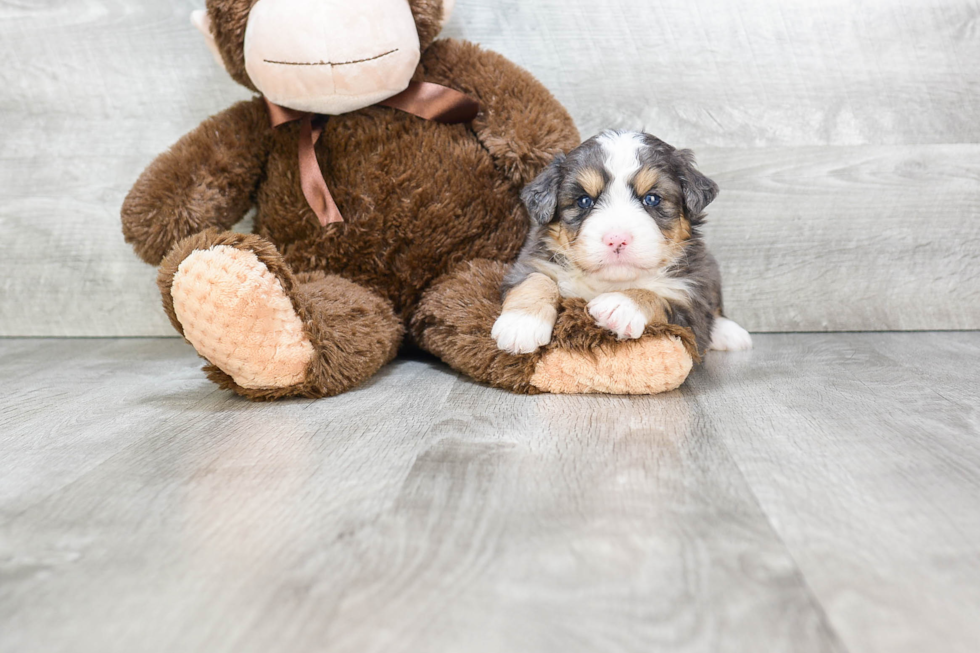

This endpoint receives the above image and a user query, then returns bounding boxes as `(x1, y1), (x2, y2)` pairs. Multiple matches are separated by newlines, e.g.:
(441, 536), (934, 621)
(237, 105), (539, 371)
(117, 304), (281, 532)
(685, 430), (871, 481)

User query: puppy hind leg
(710, 316), (753, 351)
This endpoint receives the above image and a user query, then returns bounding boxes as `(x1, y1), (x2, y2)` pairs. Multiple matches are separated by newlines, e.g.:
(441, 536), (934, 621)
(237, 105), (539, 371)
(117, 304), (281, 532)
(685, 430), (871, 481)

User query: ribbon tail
(298, 116), (344, 226)
(380, 81), (480, 124)
(266, 85), (476, 228)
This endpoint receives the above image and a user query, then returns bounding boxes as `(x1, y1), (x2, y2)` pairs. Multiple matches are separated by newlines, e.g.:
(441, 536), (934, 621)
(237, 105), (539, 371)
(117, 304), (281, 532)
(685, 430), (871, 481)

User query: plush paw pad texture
(170, 245), (314, 389)
(531, 336), (693, 395)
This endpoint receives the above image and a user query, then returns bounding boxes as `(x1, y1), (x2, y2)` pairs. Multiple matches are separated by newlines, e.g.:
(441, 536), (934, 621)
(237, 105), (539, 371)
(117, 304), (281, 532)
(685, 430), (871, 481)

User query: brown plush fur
(207, 0), (257, 91)
(125, 39), (578, 316)
(412, 260), (543, 393)
(122, 99), (274, 265)
(124, 2), (696, 399)
(408, 0), (448, 54)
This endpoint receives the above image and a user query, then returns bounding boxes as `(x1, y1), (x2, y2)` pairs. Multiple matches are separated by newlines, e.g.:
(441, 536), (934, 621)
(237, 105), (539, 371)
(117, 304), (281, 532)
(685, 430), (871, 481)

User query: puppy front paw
(492, 310), (556, 355)
(588, 292), (647, 340)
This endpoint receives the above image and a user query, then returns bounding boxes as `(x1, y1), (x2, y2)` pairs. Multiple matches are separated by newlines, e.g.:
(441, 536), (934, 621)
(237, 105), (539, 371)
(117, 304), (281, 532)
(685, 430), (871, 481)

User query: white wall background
(1, 0), (978, 336)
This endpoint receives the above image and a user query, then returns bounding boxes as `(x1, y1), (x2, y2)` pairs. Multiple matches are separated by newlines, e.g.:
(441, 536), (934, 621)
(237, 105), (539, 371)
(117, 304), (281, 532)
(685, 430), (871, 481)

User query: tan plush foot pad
(530, 335), (694, 394)
(170, 245), (314, 390)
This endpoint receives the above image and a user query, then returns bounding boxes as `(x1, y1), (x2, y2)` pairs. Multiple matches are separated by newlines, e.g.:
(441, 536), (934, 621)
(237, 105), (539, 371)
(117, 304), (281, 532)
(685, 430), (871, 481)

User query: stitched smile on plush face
(244, 0), (423, 114)
(261, 48), (402, 67)
(194, 0), (456, 116)
(547, 131), (691, 283)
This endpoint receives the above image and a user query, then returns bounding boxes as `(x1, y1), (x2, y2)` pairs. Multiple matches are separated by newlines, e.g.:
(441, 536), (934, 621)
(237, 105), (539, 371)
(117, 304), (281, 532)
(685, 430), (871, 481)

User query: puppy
(492, 130), (751, 356)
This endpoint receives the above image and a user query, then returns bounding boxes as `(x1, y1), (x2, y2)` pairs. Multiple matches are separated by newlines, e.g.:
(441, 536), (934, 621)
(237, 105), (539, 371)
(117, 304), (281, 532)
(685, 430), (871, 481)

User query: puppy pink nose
(603, 232), (633, 250)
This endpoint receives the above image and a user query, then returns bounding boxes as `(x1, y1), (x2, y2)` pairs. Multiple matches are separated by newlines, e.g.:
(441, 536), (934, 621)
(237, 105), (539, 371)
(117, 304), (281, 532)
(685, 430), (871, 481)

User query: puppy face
(522, 131), (719, 283)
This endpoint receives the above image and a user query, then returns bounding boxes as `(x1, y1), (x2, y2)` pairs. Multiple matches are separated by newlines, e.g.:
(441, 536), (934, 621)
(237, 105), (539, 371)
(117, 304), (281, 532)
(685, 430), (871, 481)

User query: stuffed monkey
(122, 0), (696, 400)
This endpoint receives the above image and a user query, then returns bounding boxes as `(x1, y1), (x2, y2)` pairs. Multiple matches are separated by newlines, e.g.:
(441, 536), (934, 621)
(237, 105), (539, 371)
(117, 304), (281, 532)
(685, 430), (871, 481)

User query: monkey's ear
(191, 10), (227, 70)
(441, 0), (456, 27)
(521, 153), (566, 225)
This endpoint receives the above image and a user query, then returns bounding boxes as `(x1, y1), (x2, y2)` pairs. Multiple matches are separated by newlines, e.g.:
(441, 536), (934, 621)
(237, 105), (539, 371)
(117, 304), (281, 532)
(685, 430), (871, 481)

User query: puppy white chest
(549, 264), (692, 305)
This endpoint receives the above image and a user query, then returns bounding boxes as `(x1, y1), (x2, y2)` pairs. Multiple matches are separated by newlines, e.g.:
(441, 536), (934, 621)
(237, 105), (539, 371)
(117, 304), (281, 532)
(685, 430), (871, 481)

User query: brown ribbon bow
(266, 81), (481, 226)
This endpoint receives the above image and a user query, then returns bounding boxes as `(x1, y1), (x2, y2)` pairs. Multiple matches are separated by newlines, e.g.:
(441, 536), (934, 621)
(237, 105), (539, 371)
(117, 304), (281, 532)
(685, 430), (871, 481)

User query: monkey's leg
(159, 230), (402, 400)
(411, 260), (696, 395)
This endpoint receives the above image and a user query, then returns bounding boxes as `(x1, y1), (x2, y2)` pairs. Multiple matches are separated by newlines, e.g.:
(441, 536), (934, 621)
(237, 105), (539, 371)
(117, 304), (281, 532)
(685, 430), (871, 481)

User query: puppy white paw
(588, 292), (647, 340)
(710, 316), (753, 351)
(492, 310), (555, 355)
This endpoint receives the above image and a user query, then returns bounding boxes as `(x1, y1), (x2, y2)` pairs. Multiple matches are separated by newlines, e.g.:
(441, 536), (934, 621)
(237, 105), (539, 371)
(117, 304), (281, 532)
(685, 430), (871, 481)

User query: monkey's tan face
(244, 0), (422, 114)
(196, 0), (454, 114)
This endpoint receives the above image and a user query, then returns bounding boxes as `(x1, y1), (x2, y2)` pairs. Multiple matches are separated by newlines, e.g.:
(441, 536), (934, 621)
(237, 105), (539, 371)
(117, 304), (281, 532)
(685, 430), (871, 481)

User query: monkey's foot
(169, 242), (314, 390)
(529, 335), (692, 394)
(159, 230), (402, 401)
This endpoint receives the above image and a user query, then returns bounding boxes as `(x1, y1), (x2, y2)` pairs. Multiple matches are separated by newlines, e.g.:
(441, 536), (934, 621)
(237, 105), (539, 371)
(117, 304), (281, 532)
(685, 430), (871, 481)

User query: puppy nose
(603, 232), (633, 250)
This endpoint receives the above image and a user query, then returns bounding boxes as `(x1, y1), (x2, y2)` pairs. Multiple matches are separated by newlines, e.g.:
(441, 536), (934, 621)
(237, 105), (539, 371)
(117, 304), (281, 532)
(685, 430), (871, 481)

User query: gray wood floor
(2, 0), (978, 336)
(1, 334), (978, 653)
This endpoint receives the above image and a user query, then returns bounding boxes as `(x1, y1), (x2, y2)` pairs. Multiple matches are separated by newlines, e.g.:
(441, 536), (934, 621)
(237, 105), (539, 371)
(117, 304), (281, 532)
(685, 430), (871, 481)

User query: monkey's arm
(121, 97), (274, 265)
(421, 39), (581, 190)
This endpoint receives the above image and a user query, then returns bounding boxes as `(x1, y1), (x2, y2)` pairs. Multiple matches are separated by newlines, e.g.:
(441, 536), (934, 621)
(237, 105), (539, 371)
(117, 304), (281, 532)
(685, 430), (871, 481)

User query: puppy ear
(521, 154), (565, 225)
(676, 149), (719, 220)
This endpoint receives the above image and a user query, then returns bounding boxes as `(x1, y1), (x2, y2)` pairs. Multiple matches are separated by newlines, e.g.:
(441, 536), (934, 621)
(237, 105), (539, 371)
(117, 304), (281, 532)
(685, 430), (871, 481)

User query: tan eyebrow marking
(575, 168), (606, 198)
(632, 167), (660, 195)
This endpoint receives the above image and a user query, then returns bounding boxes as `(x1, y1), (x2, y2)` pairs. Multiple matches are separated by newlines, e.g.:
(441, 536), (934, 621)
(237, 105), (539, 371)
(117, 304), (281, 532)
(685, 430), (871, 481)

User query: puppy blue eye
(577, 196), (595, 210)
(643, 193), (662, 208)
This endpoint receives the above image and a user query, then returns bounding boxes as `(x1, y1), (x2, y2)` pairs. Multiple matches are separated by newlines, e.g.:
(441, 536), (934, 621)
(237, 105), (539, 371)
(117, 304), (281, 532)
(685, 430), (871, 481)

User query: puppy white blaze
(597, 131), (645, 178)
(492, 310), (556, 355)
(710, 317), (753, 351)
(577, 131), (667, 281)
